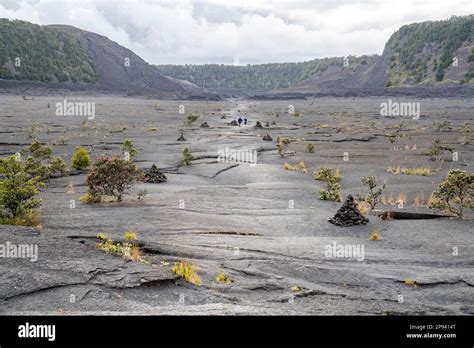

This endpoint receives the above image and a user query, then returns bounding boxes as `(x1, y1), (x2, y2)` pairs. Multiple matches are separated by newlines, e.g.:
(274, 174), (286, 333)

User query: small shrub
(185, 114), (198, 128)
(172, 260), (202, 285)
(86, 155), (144, 202)
(29, 140), (52, 160)
(314, 167), (342, 183)
(0, 156), (43, 225)
(276, 141), (287, 158)
(79, 192), (101, 204)
(460, 122), (472, 145)
(315, 167), (342, 202)
(433, 120), (451, 131)
(319, 181), (341, 202)
(24, 157), (51, 181)
(49, 157), (68, 177)
(359, 175), (385, 210)
(428, 139), (453, 161)
(53, 136), (69, 145)
(183, 147), (193, 165)
(429, 169), (473, 218)
(121, 139), (138, 160)
(71, 147), (91, 170)
(306, 143), (315, 153)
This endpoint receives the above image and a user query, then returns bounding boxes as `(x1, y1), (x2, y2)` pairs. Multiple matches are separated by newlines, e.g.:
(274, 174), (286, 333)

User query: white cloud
(0, 0), (472, 64)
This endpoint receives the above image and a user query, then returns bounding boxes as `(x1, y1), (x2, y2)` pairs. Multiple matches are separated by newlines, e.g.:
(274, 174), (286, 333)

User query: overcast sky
(0, 0), (472, 65)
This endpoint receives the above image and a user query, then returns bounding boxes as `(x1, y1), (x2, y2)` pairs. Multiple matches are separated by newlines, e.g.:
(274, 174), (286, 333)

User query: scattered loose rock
(262, 133), (273, 141)
(329, 195), (369, 227)
(144, 164), (167, 183)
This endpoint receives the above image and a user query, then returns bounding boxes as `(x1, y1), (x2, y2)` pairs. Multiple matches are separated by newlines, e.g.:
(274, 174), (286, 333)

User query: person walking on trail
(238, 116), (243, 127)
(244, 117), (248, 125)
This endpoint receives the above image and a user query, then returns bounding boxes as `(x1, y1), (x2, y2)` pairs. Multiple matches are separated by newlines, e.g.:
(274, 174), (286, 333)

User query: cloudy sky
(0, 0), (472, 65)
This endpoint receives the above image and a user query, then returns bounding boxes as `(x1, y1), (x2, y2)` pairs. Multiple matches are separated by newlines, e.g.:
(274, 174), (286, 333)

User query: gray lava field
(0, 95), (472, 315)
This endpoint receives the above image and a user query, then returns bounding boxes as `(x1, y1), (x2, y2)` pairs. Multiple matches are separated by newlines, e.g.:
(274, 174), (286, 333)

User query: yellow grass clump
(387, 166), (433, 176)
(216, 270), (233, 284)
(369, 228), (381, 241)
(172, 260), (202, 286)
(284, 161), (308, 173)
(404, 279), (418, 287)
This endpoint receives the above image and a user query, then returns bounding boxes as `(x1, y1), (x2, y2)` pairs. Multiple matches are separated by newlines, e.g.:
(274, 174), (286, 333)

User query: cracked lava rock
(329, 195), (369, 227)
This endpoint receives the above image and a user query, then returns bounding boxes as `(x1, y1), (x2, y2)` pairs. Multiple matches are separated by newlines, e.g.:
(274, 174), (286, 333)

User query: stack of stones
(328, 195), (369, 227)
(265, 122), (270, 127)
(229, 120), (238, 126)
(200, 122), (209, 128)
(255, 121), (263, 128)
(144, 164), (167, 183)
(262, 133), (273, 141)
(177, 133), (186, 141)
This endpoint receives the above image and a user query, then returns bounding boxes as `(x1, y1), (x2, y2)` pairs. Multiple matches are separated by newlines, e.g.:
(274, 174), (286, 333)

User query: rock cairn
(265, 122), (270, 127)
(262, 133), (273, 141)
(144, 164), (167, 183)
(177, 132), (186, 141)
(255, 121), (263, 128)
(200, 122), (209, 128)
(229, 120), (238, 126)
(328, 195), (369, 227)
(271, 121), (277, 125)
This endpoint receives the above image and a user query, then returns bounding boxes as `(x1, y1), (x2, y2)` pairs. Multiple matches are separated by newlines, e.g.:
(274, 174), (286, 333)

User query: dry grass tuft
(387, 166), (433, 176)
(404, 279), (418, 287)
(284, 161), (308, 173)
(369, 228), (381, 241)
(172, 260), (202, 286)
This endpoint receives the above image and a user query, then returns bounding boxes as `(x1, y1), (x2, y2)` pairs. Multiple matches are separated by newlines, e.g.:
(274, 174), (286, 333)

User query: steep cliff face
(47, 25), (203, 95)
(384, 15), (474, 86)
(0, 19), (205, 96)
